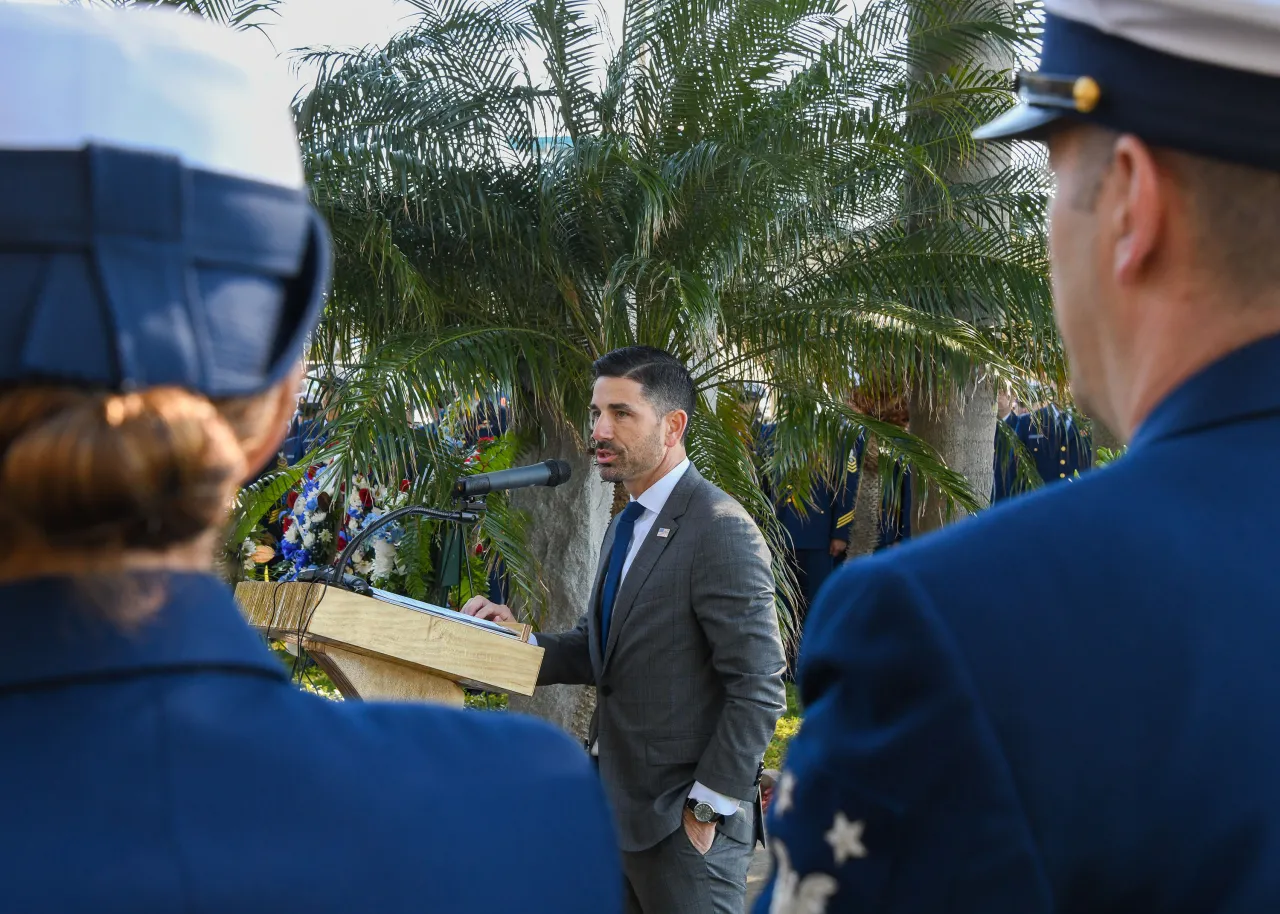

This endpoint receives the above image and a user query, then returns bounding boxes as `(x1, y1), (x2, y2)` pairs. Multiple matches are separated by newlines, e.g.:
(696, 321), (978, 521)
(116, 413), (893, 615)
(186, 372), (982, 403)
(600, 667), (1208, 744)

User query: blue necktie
(600, 501), (646, 653)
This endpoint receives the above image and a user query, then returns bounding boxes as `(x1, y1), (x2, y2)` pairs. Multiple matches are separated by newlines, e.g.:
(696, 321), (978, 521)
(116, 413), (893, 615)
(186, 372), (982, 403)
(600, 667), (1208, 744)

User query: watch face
(694, 802), (717, 823)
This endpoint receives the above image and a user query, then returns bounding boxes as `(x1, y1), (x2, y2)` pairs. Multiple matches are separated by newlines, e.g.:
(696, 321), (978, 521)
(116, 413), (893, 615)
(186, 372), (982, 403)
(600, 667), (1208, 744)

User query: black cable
(264, 574), (329, 690)
(292, 578), (327, 687)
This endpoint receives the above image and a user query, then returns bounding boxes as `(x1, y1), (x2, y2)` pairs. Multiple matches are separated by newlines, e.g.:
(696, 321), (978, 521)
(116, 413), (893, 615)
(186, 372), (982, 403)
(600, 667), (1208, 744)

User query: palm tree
(901, 0), (1062, 532)
(266, 0), (1055, 730)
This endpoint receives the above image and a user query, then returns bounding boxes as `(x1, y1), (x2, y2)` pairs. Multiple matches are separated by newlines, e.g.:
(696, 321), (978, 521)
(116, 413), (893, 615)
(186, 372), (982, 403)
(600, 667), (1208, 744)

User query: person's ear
(667, 409), (689, 447)
(1110, 134), (1165, 286)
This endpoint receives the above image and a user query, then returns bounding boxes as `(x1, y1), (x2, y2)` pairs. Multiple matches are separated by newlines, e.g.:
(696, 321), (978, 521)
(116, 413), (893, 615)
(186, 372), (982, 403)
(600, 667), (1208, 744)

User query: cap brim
(973, 103), (1065, 142)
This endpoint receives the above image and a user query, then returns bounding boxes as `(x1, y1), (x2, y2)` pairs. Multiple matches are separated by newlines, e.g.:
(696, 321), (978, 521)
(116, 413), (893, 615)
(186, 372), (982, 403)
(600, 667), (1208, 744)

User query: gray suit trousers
(623, 823), (753, 914)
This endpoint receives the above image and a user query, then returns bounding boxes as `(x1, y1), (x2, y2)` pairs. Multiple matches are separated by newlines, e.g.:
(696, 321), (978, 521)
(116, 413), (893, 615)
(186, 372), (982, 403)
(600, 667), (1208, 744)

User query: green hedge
(764, 684), (802, 770)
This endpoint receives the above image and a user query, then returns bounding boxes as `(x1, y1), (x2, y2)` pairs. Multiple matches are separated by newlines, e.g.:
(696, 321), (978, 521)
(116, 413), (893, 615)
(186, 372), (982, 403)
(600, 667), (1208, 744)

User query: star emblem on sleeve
(768, 839), (838, 914)
(824, 812), (867, 864)
(775, 770), (796, 816)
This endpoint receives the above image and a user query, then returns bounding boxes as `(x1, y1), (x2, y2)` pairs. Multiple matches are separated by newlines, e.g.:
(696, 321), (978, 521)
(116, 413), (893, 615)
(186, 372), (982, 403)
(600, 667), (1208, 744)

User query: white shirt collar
(633, 457), (691, 516)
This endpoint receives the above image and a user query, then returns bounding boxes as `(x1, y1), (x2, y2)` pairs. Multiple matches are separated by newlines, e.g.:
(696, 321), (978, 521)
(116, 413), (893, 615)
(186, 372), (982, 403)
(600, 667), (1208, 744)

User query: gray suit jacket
(537, 465), (787, 852)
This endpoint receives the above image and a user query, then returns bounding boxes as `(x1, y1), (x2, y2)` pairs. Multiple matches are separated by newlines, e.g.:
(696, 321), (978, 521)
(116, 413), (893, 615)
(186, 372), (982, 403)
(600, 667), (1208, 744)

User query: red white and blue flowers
(277, 465), (410, 587)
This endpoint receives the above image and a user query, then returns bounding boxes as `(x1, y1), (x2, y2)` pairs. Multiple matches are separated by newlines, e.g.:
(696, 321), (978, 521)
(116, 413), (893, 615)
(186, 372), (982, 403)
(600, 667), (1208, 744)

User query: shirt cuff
(689, 781), (742, 817)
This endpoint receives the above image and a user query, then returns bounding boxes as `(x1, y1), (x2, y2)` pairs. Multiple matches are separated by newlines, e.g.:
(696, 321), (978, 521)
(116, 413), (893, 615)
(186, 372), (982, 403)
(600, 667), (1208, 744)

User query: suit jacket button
(600, 685), (613, 697)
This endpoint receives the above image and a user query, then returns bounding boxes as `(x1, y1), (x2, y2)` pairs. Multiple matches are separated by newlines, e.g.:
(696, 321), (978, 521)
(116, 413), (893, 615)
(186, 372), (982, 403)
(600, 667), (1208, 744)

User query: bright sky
(254, 0), (864, 95)
(28, 0), (862, 96)
(250, 0), (629, 95)
(18, 0), (626, 95)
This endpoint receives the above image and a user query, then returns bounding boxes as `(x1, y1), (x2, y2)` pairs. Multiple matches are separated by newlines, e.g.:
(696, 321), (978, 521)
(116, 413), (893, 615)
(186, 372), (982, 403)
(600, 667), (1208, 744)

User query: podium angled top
(234, 580), (544, 696)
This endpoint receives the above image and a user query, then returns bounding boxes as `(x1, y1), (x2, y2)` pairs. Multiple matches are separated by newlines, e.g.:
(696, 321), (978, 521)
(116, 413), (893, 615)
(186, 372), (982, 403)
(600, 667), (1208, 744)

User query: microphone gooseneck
(327, 504), (481, 587)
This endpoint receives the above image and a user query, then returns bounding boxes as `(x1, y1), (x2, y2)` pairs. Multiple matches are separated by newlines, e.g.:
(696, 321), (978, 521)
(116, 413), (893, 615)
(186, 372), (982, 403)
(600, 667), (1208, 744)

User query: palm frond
(270, 0), (1060, 614)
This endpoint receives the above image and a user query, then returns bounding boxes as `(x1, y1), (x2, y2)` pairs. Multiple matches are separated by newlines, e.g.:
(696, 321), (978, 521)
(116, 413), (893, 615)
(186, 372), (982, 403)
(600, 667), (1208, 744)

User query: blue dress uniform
(994, 409), (1091, 502)
(992, 410), (1032, 502)
(1028, 406), (1092, 486)
(0, 7), (621, 913)
(757, 423), (857, 609)
(756, 3), (1280, 912)
(776, 473), (856, 609)
(281, 410), (326, 465)
(759, 335), (1280, 913)
(0, 575), (618, 913)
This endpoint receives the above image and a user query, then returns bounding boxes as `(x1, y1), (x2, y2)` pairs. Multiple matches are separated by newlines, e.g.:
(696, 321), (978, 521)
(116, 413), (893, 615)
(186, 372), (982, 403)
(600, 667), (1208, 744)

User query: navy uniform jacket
(756, 422), (856, 551)
(756, 333), (1280, 913)
(1028, 406), (1092, 486)
(281, 414), (326, 466)
(776, 475), (856, 552)
(777, 471), (856, 615)
(0, 574), (621, 914)
(992, 411), (1032, 502)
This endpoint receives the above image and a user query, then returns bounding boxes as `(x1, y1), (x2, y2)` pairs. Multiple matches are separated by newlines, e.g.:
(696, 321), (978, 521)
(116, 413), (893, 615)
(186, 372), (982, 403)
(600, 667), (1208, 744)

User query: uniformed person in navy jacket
(757, 1), (1280, 912)
(1027, 404), (1093, 485)
(758, 423), (855, 677)
(774, 467), (857, 611)
(992, 405), (1032, 502)
(0, 7), (619, 913)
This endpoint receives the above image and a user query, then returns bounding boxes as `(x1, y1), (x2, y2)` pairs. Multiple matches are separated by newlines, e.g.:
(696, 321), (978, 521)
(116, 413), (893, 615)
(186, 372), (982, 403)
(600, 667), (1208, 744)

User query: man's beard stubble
(594, 428), (665, 484)
(596, 451), (625, 483)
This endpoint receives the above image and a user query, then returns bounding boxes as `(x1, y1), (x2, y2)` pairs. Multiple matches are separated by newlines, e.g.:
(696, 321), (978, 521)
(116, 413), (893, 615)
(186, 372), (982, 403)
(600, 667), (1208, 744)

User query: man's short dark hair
(592, 346), (696, 437)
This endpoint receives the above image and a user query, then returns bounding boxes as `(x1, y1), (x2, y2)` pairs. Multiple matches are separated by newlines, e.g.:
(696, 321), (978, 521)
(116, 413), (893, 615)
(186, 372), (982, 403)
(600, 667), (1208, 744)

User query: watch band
(685, 798), (723, 823)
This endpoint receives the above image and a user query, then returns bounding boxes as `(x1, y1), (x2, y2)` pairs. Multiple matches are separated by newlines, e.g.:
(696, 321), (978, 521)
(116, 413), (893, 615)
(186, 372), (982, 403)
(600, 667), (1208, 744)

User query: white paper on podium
(368, 587), (519, 638)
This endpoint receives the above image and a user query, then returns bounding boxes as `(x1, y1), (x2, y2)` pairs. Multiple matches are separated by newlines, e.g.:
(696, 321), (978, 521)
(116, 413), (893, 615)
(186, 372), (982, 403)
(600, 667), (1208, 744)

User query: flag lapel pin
(657, 528), (670, 538)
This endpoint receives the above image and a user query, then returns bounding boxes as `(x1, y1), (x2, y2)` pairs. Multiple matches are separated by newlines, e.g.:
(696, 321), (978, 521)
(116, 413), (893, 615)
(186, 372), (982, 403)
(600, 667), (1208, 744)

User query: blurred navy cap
(974, 0), (1280, 173)
(0, 3), (330, 397)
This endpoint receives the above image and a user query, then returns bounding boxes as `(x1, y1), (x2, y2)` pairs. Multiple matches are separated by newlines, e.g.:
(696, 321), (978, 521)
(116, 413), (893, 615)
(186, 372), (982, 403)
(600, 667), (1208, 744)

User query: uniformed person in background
(757, 1), (1280, 911)
(0, 6), (619, 913)
(1028, 401), (1092, 485)
(995, 399), (1092, 503)
(992, 399), (1031, 502)
(757, 420), (856, 676)
(281, 386), (327, 466)
(773, 453), (857, 613)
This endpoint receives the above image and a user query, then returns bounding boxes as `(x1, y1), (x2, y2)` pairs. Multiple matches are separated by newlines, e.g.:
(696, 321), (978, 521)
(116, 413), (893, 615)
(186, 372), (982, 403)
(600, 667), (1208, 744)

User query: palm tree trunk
(506, 410), (613, 738)
(909, 374), (996, 534)
(611, 481), (630, 516)
(905, 0), (1014, 534)
(846, 433), (883, 559)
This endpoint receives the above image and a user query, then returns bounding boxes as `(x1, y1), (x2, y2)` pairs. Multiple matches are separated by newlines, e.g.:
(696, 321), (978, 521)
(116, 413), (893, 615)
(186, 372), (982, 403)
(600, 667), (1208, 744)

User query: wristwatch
(686, 798), (722, 824)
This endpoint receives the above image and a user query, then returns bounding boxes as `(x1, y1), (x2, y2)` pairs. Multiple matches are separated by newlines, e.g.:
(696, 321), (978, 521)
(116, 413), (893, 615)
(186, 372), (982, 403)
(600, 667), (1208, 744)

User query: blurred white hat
(0, 3), (329, 397)
(0, 1), (304, 187)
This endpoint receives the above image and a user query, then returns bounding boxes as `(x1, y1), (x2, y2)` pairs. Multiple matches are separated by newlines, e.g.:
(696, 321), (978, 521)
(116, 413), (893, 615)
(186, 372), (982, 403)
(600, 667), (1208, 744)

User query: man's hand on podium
(460, 596), (516, 624)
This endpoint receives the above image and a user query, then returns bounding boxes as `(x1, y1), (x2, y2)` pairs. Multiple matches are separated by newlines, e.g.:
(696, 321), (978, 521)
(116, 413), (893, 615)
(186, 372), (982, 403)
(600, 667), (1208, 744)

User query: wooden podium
(234, 581), (543, 707)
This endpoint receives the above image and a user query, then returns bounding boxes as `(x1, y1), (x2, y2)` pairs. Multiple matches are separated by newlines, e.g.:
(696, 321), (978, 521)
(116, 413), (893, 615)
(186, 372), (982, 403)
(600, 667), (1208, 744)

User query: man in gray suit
(463, 346), (787, 913)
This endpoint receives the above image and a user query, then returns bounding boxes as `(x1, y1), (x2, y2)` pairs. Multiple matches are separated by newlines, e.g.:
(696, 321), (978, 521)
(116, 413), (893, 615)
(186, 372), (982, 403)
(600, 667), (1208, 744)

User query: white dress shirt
(622, 457), (690, 581)
(534, 458), (743, 818)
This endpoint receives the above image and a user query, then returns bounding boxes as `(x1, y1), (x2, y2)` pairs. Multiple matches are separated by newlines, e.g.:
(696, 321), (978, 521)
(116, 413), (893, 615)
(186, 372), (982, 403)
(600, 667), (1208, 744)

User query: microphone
(453, 459), (572, 498)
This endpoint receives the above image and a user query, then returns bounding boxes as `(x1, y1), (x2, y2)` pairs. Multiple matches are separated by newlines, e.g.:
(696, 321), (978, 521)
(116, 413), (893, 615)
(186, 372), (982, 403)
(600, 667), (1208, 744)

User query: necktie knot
(619, 501), (645, 526)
